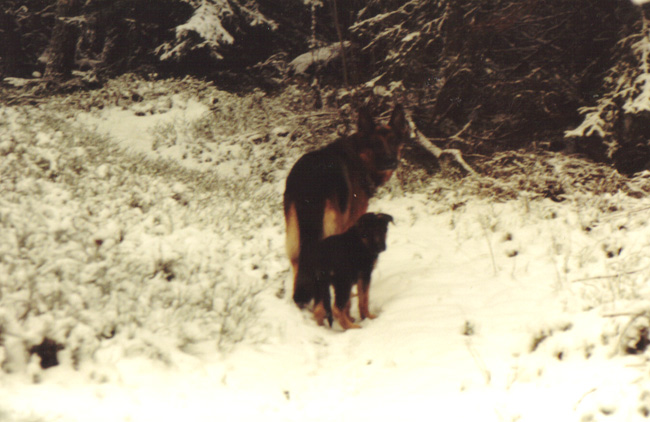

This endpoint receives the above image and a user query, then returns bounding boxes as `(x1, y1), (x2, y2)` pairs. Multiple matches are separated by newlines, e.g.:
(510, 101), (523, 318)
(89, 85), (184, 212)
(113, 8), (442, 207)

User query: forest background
(4, 0), (650, 175)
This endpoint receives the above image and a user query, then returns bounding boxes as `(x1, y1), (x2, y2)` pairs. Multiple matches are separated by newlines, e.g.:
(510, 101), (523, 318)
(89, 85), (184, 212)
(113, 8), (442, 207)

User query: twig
(479, 216), (498, 276)
(571, 266), (649, 283)
(285, 111), (338, 120)
(449, 120), (473, 143)
(465, 338), (491, 385)
(597, 205), (650, 222)
(602, 312), (638, 318)
(574, 388), (597, 411)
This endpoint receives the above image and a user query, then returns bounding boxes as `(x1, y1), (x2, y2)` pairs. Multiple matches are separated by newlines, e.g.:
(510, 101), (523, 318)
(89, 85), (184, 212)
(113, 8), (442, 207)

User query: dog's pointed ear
(358, 107), (375, 135)
(389, 104), (408, 136)
(379, 213), (394, 225)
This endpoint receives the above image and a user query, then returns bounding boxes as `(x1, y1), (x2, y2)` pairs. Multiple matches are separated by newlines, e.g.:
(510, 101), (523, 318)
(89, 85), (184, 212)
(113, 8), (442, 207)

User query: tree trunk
(0, 10), (26, 77)
(329, 0), (349, 87)
(44, 0), (81, 79)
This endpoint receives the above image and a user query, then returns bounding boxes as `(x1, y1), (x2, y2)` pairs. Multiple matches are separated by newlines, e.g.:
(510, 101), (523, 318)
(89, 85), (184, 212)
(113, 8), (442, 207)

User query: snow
(3, 93), (650, 421)
(76, 95), (209, 160)
(289, 42), (351, 75)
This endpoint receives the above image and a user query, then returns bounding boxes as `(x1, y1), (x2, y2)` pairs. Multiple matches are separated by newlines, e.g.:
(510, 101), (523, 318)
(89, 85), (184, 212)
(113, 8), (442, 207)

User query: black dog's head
(356, 213), (394, 254)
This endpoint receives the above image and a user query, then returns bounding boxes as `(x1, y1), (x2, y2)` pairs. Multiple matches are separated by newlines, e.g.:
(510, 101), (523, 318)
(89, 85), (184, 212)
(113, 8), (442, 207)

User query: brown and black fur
(284, 105), (407, 307)
(302, 213), (394, 329)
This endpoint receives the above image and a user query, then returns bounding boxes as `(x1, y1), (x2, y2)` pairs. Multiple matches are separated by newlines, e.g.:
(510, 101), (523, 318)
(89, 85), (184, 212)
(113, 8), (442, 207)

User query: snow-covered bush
(566, 7), (650, 174)
(0, 105), (284, 375)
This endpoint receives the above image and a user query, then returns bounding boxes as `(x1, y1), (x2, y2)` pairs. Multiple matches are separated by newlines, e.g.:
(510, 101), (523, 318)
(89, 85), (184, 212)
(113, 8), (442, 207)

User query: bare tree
(44, 0), (81, 79)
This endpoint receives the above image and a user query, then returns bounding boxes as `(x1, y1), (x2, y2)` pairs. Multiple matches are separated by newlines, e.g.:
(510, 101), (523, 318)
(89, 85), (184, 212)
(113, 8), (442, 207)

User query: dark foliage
(77, 0), (194, 76)
(351, 0), (637, 155)
(2, 0), (649, 174)
(0, 0), (54, 77)
(565, 6), (650, 175)
(0, 0), (193, 80)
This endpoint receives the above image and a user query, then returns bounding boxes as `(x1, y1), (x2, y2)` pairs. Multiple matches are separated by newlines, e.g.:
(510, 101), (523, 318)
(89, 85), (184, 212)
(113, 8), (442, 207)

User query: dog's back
(284, 105), (407, 307)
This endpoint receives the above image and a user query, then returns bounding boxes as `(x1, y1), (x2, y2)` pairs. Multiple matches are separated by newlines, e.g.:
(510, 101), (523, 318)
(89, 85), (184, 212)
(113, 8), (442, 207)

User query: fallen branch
(405, 112), (479, 176)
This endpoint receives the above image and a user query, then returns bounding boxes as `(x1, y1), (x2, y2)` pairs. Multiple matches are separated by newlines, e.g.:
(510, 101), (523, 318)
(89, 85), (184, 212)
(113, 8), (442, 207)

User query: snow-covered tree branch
(156, 0), (277, 61)
(566, 4), (650, 173)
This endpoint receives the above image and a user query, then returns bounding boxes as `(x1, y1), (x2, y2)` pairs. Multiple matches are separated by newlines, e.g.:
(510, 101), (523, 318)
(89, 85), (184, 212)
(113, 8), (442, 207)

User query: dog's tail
(292, 259), (315, 307)
(292, 202), (324, 307)
(284, 183), (326, 306)
(320, 281), (333, 327)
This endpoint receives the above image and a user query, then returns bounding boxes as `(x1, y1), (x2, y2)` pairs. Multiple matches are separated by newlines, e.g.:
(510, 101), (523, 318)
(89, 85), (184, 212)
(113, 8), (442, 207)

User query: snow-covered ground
(2, 86), (650, 422)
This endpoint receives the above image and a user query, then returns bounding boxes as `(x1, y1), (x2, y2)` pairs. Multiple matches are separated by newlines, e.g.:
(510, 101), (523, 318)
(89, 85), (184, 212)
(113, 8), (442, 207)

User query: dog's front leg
(344, 299), (355, 323)
(357, 277), (377, 320)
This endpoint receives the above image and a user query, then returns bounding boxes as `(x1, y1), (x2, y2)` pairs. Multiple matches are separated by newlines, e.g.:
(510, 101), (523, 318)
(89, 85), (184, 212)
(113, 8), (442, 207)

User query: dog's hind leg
(322, 198), (345, 238)
(333, 303), (361, 330)
(285, 202), (300, 290)
(313, 301), (327, 326)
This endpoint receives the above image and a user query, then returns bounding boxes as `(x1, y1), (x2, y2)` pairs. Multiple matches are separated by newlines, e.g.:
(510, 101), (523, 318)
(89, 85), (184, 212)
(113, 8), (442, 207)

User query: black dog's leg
(333, 278), (360, 330)
(322, 280), (334, 327)
(357, 270), (376, 320)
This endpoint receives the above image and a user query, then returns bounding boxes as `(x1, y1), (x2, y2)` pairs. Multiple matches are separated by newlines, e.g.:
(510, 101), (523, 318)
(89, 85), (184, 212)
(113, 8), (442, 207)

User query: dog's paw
(360, 310), (377, 320)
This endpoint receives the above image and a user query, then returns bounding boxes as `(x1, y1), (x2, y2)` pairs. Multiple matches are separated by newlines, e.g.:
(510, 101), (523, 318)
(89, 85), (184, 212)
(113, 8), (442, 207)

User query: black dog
(301, 213), (394, 330)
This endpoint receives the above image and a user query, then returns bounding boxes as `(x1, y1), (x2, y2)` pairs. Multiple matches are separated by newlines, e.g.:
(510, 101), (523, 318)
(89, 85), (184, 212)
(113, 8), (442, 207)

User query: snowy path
(215, 197), (575, 421)
(217, 196), (645, 421)
(3, 194), (646, 422)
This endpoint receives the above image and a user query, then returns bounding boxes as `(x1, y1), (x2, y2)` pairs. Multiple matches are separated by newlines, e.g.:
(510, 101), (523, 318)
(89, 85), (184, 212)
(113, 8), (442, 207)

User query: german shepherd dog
(284, 104), (407, 307)
(306, 213), (393, 329)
